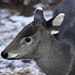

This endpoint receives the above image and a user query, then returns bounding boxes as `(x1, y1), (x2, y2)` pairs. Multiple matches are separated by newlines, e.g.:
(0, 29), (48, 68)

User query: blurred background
(0, 0), (62, 75)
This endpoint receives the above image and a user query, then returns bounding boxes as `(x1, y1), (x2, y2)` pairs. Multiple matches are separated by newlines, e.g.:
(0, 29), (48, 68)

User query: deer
(1, 0), (75, 75)
(53, 0), (75, 40)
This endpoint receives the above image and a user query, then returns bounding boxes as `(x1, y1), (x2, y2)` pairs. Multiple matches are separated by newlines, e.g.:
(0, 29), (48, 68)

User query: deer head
(1, 7), (65, 60)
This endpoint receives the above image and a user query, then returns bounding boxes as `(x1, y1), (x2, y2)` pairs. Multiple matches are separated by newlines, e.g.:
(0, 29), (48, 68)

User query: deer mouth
(7, 53), (19, 59)
(7, 52), (32, 60)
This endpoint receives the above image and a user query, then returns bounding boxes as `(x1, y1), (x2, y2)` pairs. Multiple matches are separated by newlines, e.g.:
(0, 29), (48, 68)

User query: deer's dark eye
(25, 38), (31, 42)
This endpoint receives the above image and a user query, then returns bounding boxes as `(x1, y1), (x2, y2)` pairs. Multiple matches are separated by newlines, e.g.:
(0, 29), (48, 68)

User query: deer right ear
(47, 13), (65, 28)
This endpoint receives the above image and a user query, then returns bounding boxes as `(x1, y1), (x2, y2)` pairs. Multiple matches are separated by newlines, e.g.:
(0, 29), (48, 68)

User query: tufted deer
(1, 0), (75, 75)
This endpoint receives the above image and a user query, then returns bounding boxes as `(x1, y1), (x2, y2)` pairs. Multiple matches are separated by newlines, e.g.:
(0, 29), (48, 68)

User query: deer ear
(52, 13), (65, 26)
(51, 13), (65, 35)
(34, 7), (45, 21)
(47, 13), (65, 28)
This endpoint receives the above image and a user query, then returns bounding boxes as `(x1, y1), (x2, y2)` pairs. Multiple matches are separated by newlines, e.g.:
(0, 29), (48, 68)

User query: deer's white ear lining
(8, 53), (19, 58)
(52, 13), (65, 26)
(36, 7), (43, 11)
(34, 7), (43, 14)
(51, 30), (59, 35)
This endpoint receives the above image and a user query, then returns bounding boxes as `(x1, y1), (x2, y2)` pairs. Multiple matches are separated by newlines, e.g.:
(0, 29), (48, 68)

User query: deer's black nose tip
(1, 51), (8, 59)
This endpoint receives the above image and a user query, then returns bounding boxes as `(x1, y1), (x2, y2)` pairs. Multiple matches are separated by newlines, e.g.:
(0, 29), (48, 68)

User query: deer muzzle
(1, 51), (19, 59)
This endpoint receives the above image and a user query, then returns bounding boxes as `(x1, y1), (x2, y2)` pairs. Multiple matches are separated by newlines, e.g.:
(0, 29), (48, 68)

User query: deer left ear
(52, 13), (65, 26)
(34, 7), (45, 21)
(47, 13), (65, 28)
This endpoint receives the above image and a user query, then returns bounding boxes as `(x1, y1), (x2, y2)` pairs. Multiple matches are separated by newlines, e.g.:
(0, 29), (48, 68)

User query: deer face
(1, 7), (65, 60)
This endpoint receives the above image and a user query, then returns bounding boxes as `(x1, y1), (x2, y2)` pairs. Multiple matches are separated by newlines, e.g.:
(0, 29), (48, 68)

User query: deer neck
(34, 34), (72, 75)
(34, 34), (60, 74)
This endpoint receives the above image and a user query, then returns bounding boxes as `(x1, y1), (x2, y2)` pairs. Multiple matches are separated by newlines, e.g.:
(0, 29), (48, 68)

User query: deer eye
(25, 37), (31, 42)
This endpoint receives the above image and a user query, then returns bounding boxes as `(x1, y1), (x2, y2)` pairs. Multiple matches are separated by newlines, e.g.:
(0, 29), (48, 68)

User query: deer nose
(1, 51), (8, 59)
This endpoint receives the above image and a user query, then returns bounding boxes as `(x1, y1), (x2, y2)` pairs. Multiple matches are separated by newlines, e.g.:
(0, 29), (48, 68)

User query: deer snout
(1, 51), (19, 59)
(1, 51), (8, 59)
